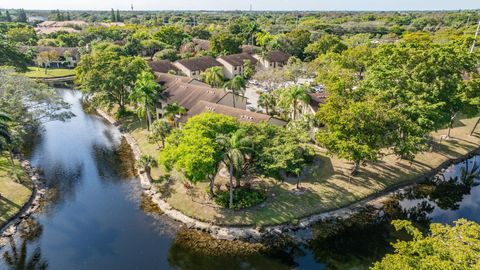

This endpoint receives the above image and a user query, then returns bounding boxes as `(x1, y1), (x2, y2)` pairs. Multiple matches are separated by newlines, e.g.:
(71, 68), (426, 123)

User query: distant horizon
(0, 0), (479, 12)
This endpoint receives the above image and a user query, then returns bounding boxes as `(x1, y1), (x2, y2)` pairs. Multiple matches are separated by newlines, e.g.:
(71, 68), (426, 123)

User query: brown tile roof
(148, 60), (179, 74)
(186, 101), (274, 124)
(162, 83), (228, 110)
(176, 56), (222, 72)
(154, 72), (195, 89)
(218, 53), (258, 67)
(308, 91), (328, 112)
(265, 50), (290, 62)
(241, 45), (261, 54)
(192, 38), (211, 51)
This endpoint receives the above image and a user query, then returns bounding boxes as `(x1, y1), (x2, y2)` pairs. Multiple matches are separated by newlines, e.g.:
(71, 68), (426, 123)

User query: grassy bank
(0, 154), (32, 226)
(23, 67), (76, 78)
(116, 113), (480, 226)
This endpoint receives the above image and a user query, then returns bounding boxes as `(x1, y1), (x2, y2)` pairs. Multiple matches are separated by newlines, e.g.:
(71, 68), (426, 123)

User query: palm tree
(0, 111), (19, 182)
(216, 129), (253, 209)
(163, 103), (186, 127)
(149, 119), (172, 149)
(258, 92), (277, 115)
(224, 75), (246, 108)
(130, 71), (161, 131)
(279, 85), (310, 121)
(202, 66), (224, 88)
(137, 155), (158, 181)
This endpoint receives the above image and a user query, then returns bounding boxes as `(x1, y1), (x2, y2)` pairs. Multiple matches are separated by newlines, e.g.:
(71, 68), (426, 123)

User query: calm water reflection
(1, 90), (480, 270)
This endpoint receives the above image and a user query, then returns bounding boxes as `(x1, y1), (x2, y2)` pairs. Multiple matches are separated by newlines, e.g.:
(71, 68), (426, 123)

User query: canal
(1, 90), (479, 270)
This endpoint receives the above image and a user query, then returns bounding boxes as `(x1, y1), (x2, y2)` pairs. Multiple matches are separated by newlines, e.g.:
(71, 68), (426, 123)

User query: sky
(0, 0), (479, 11)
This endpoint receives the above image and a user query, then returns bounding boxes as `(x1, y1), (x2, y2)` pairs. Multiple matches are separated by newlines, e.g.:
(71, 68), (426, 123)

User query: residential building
(173, 56), (224, 79)
(148, 60), (180, 75)
(216, 53), (258, 79)
(254, 50), (290, 70)
(184, 101), (287, 126)
(19, 46), (80, 68)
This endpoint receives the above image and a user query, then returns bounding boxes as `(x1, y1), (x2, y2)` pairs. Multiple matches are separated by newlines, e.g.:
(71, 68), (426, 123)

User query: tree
(137, 155), (158, 181)
(6, 11), (12, 22)
(278, 85), (310, 121)
(281, 29), (311, 60)
(36, 50), (59, 75)
(243, 59), (254, 79)
(201, 66), (224, 88)
(316, 96), (399, 175)
(163, 103), (186, 127)
(223, 75), (246, 108)
(16, 9), (27, 23)
(258, 92), (277, 115)
(130, 71), (160, 131)
(116, 10), (121, 22)
(76, 45), (149, 115)
(0, 34), (28, 71)
(153, 25), (190, 49)
(216, 129), (253, 208)
(305, 35), (348, 59)
(110, 8), (116, 22)
(210, 33), (242, 55)
(159, 113), (239, 198)
(6, 26), (37, 45)
(372, 219), (480, 270)
(149, 119), (172, 148)
(153, 48), (178, 61)
(0, 111), (19, 182)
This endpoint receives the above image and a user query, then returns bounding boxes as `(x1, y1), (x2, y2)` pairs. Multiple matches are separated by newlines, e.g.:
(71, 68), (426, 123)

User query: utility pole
(131, 4), (134, 12)
(471, 20), (480, 53)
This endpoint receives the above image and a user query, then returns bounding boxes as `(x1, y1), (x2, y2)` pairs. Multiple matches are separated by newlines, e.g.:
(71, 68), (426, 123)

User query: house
(305, 91), (328, 114)
(254, 50), (290, 70)
(192, 38), (211, 51)
(184, 101), (287, 126)
(156, 82), (246, 119)
(241, 44), (261, 55)
(173, 56), (224, 79)
(35, 20), (87, 34)
(19, 46), (80, 68)
(216, 53), (258, 79)
(154, 72), (207, 89)
(148, 60), (180, 75)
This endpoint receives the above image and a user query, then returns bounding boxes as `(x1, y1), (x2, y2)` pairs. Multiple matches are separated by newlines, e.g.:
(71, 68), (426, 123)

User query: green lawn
(23, 67), (76, 78)
(0, 154), (32, 225)
(116, 111), (480, 226)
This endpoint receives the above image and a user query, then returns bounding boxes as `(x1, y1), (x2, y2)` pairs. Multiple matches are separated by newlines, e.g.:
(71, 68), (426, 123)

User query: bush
(214, 187), (267, 210)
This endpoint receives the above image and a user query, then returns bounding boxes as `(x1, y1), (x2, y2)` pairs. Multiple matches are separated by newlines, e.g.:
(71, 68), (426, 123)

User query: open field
(0, 154), (32, 225)
(23, 67), (76, 78)
(117, 113), (480, 226)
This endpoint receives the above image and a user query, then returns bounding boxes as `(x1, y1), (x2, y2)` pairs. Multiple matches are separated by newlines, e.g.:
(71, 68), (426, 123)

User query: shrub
(214, 187), (266, 210)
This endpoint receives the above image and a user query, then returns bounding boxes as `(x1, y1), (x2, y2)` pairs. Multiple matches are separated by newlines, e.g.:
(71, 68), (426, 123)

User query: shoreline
(0, 157), (47, 248)
(96, 109), (480, 241)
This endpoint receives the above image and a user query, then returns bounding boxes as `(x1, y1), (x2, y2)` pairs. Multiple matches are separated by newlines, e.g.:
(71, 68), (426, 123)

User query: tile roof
(308, 91), (328, 111)
(162, 82), (228, 110)
(218, 53), (258, 67)
(18, 46), (80, 57)
(148, 60), (179, 74)
(265, 50), (290, 62)
(186, 101), (275, 124)
(176, 56), (222, 72)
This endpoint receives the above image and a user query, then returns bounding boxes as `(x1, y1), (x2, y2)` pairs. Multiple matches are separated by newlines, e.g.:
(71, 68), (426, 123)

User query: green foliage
(76, 44), (149, 113)
(149, 119), (172, 148)
(130, 71), (160, 129)
(0, 34), (28, 71)
(210, 32), (242, 55)
(214, 187), (266, 210)
(6, 26), (37, 45)
(153, 25), (190, 49)
(153, 48), (178, 61)
(372, 219), (480, 270)
(201, 66), (224, 88)
(305, 34), (347, 59)
(242, 59), (254, 79)
(277, 84), (310, 121)
(137, 154), (158, 170)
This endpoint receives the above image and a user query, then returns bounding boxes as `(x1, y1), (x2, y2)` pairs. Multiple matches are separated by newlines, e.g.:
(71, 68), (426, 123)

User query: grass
(23, 67), (76, 78)
(0, 154), (32, 225)
(116, 111), (480, 226)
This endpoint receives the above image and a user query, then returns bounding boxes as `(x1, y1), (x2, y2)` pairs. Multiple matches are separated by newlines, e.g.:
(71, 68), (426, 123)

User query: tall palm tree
(0, 111), (19, 182)
(202, 66), (224, 88)
(130, 71), (161, 131)
(216, 129), (253, 209)
(258, 92), (277, 115)
(163, 103), (186, 127)
(279, 85), (310, 121)
(137, 155), (158, 181)
(223, 75), (246, 108)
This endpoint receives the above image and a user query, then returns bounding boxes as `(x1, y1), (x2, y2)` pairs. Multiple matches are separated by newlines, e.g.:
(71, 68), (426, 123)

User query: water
(1, 90), (480, 270)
